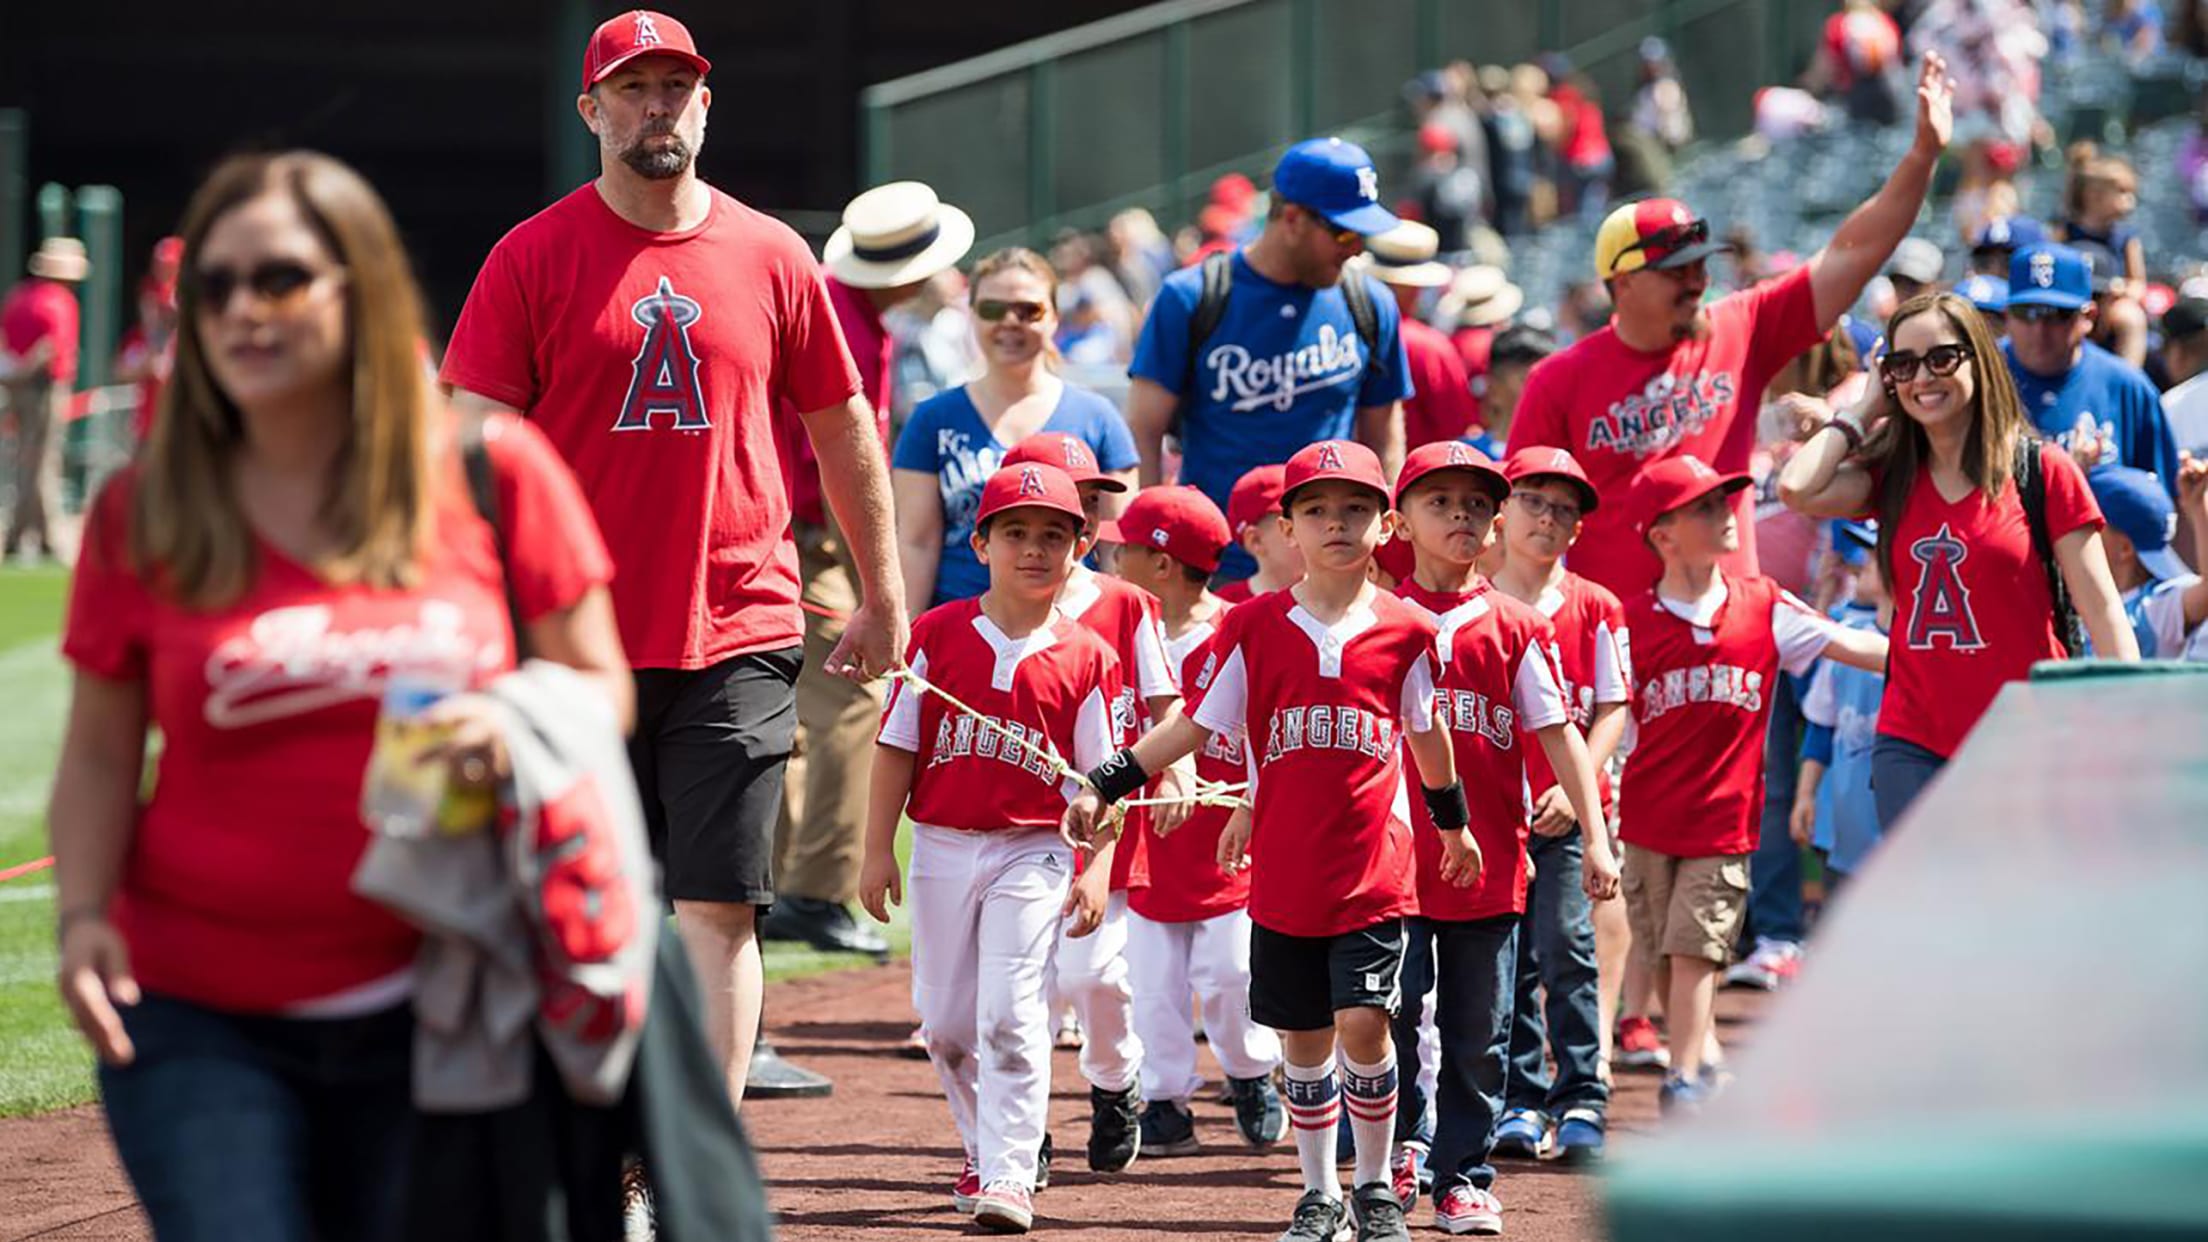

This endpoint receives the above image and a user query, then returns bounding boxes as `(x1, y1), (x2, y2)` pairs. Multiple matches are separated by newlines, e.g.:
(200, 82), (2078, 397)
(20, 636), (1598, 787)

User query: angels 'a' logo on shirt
(613, 277), (709, 432)
(1905, 522), (1986, 651)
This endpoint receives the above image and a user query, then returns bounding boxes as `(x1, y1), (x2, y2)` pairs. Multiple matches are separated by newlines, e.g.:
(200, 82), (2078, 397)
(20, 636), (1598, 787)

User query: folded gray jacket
(355, 660), (657, 1112)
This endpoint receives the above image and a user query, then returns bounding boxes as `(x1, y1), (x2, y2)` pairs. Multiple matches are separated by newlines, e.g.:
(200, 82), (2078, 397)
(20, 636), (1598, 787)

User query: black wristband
(1087, 748), (1149, 805)
(1827, 416), (1865, 454)
(1422, 782), (1471, 833)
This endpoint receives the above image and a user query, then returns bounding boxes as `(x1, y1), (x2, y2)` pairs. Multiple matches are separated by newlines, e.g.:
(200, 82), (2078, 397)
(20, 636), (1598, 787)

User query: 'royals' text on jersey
(1185, 589), (1436, 938)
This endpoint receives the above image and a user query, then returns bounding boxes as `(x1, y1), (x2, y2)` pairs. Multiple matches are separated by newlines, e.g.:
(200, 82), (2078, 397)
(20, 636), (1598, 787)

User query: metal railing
(859, 0), (1823, 255)
(0, 384), (140, 525)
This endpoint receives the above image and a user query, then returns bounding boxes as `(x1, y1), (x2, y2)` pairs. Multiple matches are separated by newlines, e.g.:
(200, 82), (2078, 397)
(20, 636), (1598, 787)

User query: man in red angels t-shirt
(440, 10), (906, 1108)
(1507, 54), (1956, 601)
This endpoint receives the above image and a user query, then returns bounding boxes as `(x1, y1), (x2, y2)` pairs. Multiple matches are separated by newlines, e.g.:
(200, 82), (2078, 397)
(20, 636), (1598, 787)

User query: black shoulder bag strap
(2017, 435), (2084, 657)
(459, 413), (532, 661)
(1175, 250), (1237, 440)
(1340, 270), (1382, 363)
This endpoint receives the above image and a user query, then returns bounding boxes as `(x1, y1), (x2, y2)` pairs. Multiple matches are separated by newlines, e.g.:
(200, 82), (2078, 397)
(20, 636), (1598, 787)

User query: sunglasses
(1290, 205), (1360, 247)
(1510, 491), (1584, 526)
(191, 259), (338, 313)
(975, 299), (1049, 325)
(1877, 342), (1974, 384)
(2009, 304), (2080, 326)
(1617, 218), (1710, 264)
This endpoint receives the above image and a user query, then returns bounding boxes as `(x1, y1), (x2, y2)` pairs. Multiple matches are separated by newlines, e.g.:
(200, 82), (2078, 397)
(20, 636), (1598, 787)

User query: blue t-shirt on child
(1129, 250), (1412, 578)
(892, 382), (1138, 607)
(1801, 601), (1887, 877)
(2002, 339), (2179, 493)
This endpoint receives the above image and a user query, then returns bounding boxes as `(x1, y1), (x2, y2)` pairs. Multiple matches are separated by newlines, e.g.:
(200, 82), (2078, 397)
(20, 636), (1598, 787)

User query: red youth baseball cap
(1227, 464), (1289, 535)
(583, 10), (712, 91)
(1393, 440), (1508, 509)
(1501, 446), (1602, 513)
(1630, 454), (1750, 535)
(1117, 486), (1233, 574)
(975, 462), (1087, 528)
(1282, 440), (1391, 507)
(1001, 433), (1128, 492)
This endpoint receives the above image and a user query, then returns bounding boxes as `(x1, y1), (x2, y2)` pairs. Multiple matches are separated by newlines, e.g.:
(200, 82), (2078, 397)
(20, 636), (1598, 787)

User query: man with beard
(1507, 54), (1955, 600)
(441, 9), (907, 1112)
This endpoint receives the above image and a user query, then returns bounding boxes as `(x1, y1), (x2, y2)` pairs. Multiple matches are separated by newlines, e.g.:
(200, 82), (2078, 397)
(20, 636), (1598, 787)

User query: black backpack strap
(459, 412), (531, 661)
(1176, 250), (1236, 439)
(2016, 435), (2084, 657)
(1341, 271), (1382, 365)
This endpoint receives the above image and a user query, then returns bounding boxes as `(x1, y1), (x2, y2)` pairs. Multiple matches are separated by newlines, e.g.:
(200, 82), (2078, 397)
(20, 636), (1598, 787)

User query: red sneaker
(1615, 1015), (1671, 1070)
(973, 1180), (1035, 1233)
(951, 1159), (981, 1213)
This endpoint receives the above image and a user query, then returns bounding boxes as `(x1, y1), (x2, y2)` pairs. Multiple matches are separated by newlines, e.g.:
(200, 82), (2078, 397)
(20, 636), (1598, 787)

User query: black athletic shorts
(629, 646), (802, 907)
(1248, 917), (1409, 1032)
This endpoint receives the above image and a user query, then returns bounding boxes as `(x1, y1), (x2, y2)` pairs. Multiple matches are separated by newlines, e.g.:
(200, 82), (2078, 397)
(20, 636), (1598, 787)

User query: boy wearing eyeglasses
(1485, 448), (1631, 1165)
(1619, 456), (1888, 1115)
(2000, 242), (2179, 488)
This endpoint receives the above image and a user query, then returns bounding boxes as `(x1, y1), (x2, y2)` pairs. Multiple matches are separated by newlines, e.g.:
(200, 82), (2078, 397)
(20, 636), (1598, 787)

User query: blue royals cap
(2007, 242), (2092, 312)
(1272, 138), (1400, 237)
(1954, 273), (2009, 314)
(1971, 215), (2046, 253)
(2088, 466), (2190, 582)
(1830, 519), (1877, 568)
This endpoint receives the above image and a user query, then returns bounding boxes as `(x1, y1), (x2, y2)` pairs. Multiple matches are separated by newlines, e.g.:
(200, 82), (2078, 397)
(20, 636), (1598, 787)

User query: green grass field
(0, 565), (909, 1117)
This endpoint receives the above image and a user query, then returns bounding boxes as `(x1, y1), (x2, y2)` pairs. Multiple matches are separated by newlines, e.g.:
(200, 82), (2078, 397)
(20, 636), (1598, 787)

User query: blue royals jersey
(1130, 251), (1412, 576)
(2002, 339), (2180, 494)
(1801, 602), (1886, 876)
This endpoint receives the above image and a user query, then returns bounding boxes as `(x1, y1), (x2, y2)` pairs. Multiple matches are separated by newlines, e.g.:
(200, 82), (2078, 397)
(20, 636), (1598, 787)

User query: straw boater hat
(824, 182), (975, 290)
(27, 237), (88, 282)
(1354, 220), (1453, 288)
(1438, 263), (1524, 327)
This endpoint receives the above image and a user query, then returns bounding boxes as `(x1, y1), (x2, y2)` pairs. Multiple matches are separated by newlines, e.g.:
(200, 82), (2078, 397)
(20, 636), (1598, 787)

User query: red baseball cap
(1117, 486), (1232, 574)
(1393, 440), (1509, 509)
(1282, 440), (1390, 507)
(975, 462), (1087, 528)
(1373, 532), (1417, 583)
(1501, 446), (1602, 513)
(1594, 198), (1731, 280)
(582, 10), (712, 91)
(1630, 454), (1750, 535)
(1227, 464), (1290, 535)
(1001, 433), (1127, 492)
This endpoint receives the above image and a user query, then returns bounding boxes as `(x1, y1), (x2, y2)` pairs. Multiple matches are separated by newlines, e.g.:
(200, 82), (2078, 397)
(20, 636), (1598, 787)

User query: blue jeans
(1871, 734), (1947, 831)
(1501, 832), (1608, 1117)
(1747, 673), (1807, 945)
(99, 992), (415, 1242)
(1391, 915), (1517, 1194)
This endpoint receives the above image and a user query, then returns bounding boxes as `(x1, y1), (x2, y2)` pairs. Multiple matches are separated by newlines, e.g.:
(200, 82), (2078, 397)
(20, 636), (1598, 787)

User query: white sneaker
(1723, 938), (1801, 990)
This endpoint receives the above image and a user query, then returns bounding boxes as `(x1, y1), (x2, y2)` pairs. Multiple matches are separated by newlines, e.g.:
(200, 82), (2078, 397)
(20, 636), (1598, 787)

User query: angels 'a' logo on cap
(1016, 466), (1047, 498)
(1063, 439), (1093, 469)
(2030, 251), (2056, 288)
(634, 12), (663, 44)
(1682, 456), (1716, 478)
(1445, 442), (1474, 466)
(1548, 448), (1574, 471)
(1315, 442), (1347, 471)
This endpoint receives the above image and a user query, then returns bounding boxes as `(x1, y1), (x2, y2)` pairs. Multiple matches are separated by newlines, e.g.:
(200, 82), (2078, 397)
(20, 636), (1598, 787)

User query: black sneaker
(1138, 1099), (1201, 1156)
(1035, 1133), (1052, 1191)
(1228, 1074), (1288, 1148)
(1086, 1085), (1140, 1172)
(1277, 1189), (1351, 1242)
(1350, 1180), (1411, 1242)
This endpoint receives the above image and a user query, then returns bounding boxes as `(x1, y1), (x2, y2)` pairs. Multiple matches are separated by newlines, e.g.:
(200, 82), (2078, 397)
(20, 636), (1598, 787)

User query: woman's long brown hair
(135, 151), (435, 607)
(1860, 291), (2030, 580)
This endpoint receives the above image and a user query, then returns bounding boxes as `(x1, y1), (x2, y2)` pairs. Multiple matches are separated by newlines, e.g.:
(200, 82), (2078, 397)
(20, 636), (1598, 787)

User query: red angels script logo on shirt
(203, 601), (500, 728)
(1904, 522), (1986, 651)
(612, 277), (710, 433)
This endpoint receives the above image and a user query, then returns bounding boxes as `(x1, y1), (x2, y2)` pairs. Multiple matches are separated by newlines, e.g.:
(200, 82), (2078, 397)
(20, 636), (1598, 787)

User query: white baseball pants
(1127, 906), (1281, 1105)
(1053, 890), (1143, 1094)
(908, 823), (1071, 1188)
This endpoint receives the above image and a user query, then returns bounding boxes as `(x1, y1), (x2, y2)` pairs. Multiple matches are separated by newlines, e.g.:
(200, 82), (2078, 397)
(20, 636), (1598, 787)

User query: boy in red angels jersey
(1216, 464), (1306, 603)
(1619, 455), (1887, 1115)
(1488, 448), (1633, 1163)
(998, 432), (1179, 1174)
(1110, 485), (1289, 1159)
(1384, 441), (1617, 1235)
(861, 462), (1126, 1233)
(1064, 440), (1475, 1242)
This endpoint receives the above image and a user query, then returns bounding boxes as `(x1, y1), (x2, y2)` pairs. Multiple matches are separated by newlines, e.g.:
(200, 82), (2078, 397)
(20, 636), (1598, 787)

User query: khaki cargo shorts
(1621, 844), (1749, 965)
